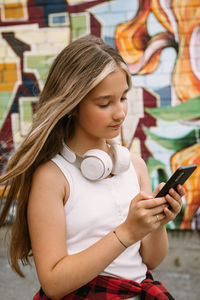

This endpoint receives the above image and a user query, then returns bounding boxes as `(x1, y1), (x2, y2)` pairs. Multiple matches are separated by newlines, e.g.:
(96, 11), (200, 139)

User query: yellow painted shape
(0, 63), (18, 91)
(0, 185), (8, 198)
(4, 2), (24, 19)
(0, 184), (19, 198)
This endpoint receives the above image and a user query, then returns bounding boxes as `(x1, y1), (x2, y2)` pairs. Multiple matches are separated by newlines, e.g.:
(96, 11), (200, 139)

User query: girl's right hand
(116, 191), (167, 247)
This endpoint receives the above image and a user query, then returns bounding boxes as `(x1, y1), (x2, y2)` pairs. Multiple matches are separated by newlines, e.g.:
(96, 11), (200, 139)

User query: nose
(113, 101), (127, 121)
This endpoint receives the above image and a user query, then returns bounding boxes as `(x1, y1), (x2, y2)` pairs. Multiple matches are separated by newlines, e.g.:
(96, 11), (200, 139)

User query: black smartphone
(155, 164), (197, 198)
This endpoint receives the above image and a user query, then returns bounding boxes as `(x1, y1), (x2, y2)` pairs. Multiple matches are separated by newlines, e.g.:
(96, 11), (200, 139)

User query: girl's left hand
(153, 184), (185, 225)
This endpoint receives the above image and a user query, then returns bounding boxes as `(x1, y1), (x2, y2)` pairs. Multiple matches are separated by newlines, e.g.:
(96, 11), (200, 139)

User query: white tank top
(52, 154), (147, 294)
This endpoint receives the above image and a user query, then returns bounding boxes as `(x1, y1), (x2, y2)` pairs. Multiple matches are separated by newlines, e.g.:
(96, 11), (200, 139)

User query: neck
(66, 137), (109, 156)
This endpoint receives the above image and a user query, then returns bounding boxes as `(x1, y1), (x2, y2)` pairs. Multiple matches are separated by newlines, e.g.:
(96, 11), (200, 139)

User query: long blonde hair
(0, 35), (132, 276)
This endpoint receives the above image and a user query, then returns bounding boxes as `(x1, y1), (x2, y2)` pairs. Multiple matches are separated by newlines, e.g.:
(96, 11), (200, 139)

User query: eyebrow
(93, 88), (129, 101)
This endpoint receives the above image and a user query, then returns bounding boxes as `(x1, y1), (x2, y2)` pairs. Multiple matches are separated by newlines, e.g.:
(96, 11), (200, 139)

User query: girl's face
(74, 68), (129, 142)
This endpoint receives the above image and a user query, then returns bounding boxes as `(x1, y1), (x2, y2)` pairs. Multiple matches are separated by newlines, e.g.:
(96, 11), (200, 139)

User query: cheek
(88, 111), (107, 127)
(80, 107), (107, 128)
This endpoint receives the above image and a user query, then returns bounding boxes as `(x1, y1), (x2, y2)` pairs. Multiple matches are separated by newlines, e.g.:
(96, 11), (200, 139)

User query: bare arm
(28, 162), (133, 299)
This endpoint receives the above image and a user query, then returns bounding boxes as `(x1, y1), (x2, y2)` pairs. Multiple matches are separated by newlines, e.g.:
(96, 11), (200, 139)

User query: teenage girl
(0, 35), (184, 300)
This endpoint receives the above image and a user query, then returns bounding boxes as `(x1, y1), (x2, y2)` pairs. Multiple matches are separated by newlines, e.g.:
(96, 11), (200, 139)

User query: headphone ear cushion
(111, 144), (130, 175)
(81, 149), (113, 180)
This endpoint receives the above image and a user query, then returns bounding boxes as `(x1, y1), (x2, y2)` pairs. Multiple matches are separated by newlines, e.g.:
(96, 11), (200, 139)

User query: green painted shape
(71, 15), (88, 40)
(26, 55), (55, 86)
(145, 95), (200, 121)
(143, 125), (199, 151)
(146, 157), (168, 179)
(0, 91), (13, 128)
(146, 157), (168, 188)
(20, 97), (38, 123)
(23, 101), (32, 122)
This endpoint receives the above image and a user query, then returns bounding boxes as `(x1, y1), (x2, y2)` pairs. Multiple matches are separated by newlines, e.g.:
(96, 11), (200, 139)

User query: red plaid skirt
(33, 271), (174, 300)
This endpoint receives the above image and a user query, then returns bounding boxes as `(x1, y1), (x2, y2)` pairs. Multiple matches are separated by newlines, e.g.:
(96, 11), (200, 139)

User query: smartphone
(155, 164), (197, 198)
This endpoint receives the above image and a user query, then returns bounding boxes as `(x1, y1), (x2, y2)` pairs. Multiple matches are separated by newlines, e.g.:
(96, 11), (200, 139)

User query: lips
(109, 124), (121, 128)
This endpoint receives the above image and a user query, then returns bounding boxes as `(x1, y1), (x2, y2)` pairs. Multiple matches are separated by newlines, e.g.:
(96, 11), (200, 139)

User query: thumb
(134, 191), (153, 202)
(129, 191), (153, 209)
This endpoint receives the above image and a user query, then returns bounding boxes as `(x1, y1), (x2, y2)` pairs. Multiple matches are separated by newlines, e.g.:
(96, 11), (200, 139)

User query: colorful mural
(0, 0), (199, 229)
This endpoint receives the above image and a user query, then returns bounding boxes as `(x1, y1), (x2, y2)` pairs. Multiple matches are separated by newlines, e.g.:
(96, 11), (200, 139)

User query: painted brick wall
(0, 0), (200, 229)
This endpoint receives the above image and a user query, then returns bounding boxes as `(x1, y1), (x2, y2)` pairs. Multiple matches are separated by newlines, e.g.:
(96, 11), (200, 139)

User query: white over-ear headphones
(60, 142), (130, 181)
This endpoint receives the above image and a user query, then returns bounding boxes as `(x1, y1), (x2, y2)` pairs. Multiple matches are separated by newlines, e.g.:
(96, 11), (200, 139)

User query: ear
(72, 107), (79, 118)
(67, 108), (78, 119)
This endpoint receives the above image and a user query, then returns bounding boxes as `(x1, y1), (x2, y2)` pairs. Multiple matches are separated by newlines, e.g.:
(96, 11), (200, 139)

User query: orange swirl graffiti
(172, 0), (200, 101)
(115, 0), (200, 102)
(171, 144), (200, 229)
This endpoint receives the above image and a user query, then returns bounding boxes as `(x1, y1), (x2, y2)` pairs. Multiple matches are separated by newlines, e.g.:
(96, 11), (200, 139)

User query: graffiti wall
(0, 0), (199, 229)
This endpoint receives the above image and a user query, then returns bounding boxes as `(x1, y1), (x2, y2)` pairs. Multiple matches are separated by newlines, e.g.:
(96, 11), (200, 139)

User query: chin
(105, 132), (120, 139)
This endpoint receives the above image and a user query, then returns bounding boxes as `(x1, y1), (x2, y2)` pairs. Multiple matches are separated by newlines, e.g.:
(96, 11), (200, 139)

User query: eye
(98, 103), (110, 108)
(121, 96), (127, 102)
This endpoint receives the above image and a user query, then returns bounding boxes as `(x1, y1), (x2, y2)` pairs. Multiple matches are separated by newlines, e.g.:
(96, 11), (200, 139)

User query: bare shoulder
(33, 160), (65, 181)
(31, 160), (69, 204)
(28, 161), (69, 282)
(130, 153), (147, 175)
(130, 153), (152, 193)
